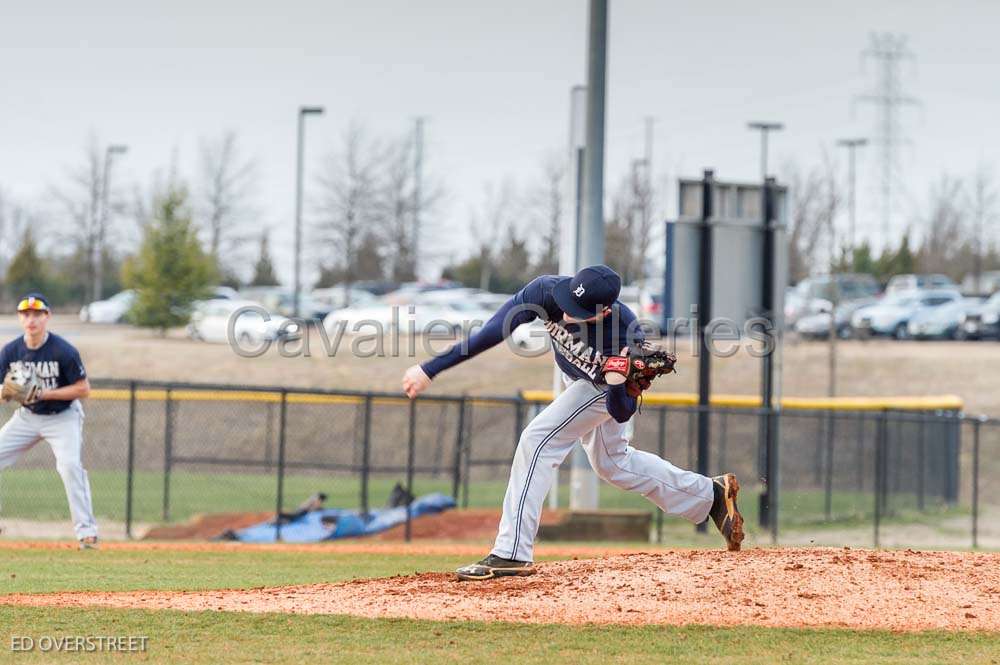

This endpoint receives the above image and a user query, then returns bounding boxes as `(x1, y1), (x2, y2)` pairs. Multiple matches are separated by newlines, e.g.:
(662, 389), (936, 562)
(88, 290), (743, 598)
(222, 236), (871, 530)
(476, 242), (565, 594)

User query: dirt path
(4, 547), (999, 631)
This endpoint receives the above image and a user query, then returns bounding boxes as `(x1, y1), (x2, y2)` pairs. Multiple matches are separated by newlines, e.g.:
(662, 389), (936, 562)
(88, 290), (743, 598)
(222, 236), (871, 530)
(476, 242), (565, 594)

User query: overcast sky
(2, 0), (998, 283)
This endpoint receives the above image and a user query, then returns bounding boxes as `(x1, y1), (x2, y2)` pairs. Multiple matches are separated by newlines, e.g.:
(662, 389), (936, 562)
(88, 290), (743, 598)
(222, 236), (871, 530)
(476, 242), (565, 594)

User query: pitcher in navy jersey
(403, 266), (744, 581)
(0, 293), (98, 548)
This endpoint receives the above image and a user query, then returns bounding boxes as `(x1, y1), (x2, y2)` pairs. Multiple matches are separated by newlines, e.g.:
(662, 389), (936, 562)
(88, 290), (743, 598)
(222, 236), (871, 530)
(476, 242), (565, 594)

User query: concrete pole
(550, 85), (587, 511)
(293, 106), (324, 319)
(570, 0), (608, 512)
(412, 117), (425, 280)
(95, 145), (127, 302)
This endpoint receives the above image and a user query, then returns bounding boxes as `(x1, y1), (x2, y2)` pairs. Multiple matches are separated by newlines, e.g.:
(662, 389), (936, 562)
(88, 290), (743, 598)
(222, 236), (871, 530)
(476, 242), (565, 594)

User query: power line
(855, 32), (920, 251)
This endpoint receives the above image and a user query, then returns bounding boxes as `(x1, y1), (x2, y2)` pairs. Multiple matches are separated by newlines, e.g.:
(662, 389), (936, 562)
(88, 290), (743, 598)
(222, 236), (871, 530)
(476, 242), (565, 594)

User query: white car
(80, 290), (135, 323)
(187, 299), (301, 345)
(311, 287), (377, 310)
(851, 290), (961, 339)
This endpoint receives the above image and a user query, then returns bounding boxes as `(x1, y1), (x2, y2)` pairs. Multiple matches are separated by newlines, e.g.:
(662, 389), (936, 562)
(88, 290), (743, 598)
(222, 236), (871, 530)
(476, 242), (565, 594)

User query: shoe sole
(455, 566), (536, 581)
(722, 473), (745, 552)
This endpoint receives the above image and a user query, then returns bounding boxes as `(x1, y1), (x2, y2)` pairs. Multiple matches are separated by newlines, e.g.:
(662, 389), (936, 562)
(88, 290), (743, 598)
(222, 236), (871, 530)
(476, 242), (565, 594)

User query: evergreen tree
(6, 229), (47, 300)
(250, 230), (280, 287)
(122, 186), (216, 333)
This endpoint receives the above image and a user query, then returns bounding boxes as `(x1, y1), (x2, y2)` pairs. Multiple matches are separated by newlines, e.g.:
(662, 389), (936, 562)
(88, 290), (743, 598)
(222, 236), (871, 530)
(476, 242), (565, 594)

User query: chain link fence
(0, 378), (993, 548)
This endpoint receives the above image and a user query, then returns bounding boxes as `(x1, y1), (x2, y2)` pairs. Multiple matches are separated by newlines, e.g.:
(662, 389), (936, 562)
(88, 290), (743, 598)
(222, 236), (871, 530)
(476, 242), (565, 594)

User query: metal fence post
(360, 394), (372, 516)
(718, 410), (728, 473)
(656, 406), (667, 543)
(275, 390), (288, 541)
(917, 414), (926, 512)
(874, 410), (887, 548)
(406, 398), (417, 542)
(162, 388), (173, 522)
(856, 412), (865, 491)
(824, 412), (835, 521)
(125, 381), (137, 539)
(767, 406), (780, 544)
(462, 402), (473, 509)
(973, 417), (981, 549)
(452, 397), (466, 501)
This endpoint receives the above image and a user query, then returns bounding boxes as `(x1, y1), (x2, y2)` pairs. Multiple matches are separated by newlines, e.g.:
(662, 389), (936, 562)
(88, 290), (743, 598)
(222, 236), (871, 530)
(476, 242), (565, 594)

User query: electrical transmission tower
(856, 33), (919, 251)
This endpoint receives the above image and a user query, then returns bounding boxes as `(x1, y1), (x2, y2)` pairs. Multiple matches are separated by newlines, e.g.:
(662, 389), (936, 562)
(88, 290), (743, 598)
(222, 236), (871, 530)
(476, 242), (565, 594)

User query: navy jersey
(0, 333), (87, 414)
(421, 276), (646, 421)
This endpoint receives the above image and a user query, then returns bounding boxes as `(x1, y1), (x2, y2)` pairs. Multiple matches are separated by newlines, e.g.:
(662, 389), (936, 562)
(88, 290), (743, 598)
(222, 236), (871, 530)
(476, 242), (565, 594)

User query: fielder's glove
(2, 366), (44, 405)
(601, 342), (677, 398)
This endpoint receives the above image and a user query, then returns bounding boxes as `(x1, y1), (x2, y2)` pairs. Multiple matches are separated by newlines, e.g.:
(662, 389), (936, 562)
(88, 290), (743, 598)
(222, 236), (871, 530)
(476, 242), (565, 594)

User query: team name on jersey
(11, 360), (61, 390)
(543, 320), (606, 381)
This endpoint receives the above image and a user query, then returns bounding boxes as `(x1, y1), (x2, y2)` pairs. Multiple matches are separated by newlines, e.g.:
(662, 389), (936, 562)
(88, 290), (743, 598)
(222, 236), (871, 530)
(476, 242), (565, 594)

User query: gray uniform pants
(492, 377), (713, 562)
(0, 400), (98, 539)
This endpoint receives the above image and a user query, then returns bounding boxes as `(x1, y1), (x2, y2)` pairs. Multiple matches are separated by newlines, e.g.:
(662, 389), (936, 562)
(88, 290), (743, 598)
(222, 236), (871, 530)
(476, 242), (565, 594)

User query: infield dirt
(3, 545), (999, 632)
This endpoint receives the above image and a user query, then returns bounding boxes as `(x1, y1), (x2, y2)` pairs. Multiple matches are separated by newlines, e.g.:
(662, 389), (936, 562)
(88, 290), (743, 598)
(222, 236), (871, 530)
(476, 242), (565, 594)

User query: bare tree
(50, 138), (105, 303)
(373, 135), (416, 282)
(784, 155), (842, 284)
(525, 151), (565, 275)
(198, 131), (258, 280)
(966, 164), (1000, 292)
(470, 180), (516, 291)
(0, 189), (33, 283)
(315, 122), (381, 294)
(916, 174), (967, 276)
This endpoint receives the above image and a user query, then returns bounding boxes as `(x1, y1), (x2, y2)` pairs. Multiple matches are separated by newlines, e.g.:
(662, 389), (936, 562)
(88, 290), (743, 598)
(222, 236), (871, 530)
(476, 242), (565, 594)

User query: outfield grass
(0, 468), (966, 535)
(3, 607), (999, 665)
(0, 548), (998, 664)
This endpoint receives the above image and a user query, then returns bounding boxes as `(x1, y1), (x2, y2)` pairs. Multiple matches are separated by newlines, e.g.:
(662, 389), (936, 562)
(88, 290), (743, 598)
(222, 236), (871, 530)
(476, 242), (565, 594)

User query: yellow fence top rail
(519, 390), (964, 412)
(87, 389), (514, 408)
(89, 388), (964, 412)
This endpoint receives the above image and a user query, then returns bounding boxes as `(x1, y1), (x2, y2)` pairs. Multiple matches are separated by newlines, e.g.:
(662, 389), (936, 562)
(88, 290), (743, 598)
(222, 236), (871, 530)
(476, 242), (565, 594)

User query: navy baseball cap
(16, 293), (50, 312)
(553, 265), (622, 320)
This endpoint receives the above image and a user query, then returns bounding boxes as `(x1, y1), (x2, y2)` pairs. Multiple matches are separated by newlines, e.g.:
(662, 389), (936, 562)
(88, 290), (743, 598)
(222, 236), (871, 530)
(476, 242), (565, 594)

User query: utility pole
(578, 0), (607, 268)
(550, 84), (587, 512)
(837, 138), (868, 253)
(747, 122), (784, 179)
(95, 144), (127, 303)
(856, 32), (919, 252)
(293, 106), (324, 319)
(412, 117), (425, 280)
(571, 0), (608, 512)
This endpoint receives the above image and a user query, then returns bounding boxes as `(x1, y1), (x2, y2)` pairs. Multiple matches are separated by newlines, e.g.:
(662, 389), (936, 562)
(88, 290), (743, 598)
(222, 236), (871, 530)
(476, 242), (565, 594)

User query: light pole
(837, 138), (868, 252)
(293, 106), (324, 319)
(747, 122), (784, 179)
(95, 144), (128, 302)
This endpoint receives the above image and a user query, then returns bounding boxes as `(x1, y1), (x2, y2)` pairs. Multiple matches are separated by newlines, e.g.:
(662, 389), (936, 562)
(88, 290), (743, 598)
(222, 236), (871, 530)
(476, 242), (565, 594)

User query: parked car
(794, 298), (877, 340)
(239, 287), (332, 321)
(851, 290), (961, 339)
(311, 286), (378, 310)
(788, 274), (881, 327)
(885, 274), (957, 295)
(960, 291), (1000, 339)
(79, 290), (136, 323)
(187, 299), (300, 345)
(208, 285), (240, 300)
(907, 298), (984, 340)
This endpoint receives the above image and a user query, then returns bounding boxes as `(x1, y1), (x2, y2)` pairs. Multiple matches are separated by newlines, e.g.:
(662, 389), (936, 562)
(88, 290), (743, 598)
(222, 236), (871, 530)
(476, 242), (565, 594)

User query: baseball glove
(2, 366), (44, 405)
(602, 342), (677, 398)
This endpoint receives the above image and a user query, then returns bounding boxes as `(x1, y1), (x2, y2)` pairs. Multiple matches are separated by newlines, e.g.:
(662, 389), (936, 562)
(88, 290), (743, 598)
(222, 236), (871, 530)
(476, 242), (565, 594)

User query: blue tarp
(230, 493), (457, 543)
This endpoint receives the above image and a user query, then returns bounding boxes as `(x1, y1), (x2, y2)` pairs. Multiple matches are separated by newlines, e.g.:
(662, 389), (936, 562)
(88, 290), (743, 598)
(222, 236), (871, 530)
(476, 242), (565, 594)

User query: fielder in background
(0, 293), (98, 549)
(403, 265), (744, 581)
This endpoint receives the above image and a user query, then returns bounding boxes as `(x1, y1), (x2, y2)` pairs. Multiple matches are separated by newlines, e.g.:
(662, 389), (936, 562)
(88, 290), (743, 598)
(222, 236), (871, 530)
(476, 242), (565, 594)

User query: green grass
(1, 547), (998, 664)
(2, 607), (999, 664)
(0, 468), (968, 535)
(0, 547), (473, 594)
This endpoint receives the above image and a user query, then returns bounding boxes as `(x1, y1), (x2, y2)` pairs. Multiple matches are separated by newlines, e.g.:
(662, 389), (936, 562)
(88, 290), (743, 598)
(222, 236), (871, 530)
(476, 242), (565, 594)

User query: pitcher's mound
(6, 548), (1000, 631)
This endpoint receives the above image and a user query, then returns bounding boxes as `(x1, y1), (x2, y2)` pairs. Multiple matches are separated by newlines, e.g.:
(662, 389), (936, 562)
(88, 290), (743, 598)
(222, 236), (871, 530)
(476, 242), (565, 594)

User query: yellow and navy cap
(17, 293), (50, 312)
